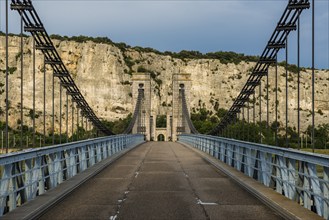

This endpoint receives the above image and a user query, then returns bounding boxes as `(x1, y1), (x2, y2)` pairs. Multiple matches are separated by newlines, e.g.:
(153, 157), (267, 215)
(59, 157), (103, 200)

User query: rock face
(0, 35), (328, 135)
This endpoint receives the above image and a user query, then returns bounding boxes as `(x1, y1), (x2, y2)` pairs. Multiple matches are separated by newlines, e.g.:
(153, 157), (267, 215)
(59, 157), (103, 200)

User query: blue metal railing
(179, 134), (329, 219)
(0, 134), (144, 216)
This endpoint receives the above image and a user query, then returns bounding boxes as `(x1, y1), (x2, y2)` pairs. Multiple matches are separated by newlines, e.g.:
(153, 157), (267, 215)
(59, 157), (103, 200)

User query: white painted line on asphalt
(109, 214), (117, 220)
(196, 199), (218, 206)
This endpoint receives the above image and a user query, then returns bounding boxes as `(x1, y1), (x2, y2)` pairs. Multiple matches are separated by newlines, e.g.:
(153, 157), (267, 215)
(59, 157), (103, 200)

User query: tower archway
(157, 134), (165, 141)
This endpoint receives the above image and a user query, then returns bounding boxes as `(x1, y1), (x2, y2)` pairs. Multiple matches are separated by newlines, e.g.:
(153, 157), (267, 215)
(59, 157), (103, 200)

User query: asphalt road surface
(39, 142), (283, 220)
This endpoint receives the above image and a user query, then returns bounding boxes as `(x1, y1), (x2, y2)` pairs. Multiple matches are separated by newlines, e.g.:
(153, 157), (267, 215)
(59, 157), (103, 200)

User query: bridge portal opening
(157, 134), (165, 141)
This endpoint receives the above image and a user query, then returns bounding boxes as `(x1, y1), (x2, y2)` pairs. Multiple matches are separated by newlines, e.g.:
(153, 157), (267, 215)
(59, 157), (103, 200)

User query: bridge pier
(172, 73), (191, 141)
(132, 73), (151, 141)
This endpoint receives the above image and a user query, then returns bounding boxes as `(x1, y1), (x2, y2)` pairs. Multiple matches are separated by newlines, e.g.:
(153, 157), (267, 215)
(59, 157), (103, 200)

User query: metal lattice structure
(10, 0), (114, 135)
(0, 134), (144, 216)
(179, 134), (329, 219)
(208, 0), (310, 135)
(180, 86), (199, 134)
(123, 86), (144, 134)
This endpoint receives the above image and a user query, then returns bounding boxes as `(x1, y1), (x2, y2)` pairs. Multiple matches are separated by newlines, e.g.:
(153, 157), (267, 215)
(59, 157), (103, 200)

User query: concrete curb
(178, 142), (323, 220)
(1, 142), (145, 220)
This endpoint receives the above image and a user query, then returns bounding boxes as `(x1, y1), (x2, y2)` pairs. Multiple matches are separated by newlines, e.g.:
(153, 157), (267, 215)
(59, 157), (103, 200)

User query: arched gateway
(132, 73), (191, 141)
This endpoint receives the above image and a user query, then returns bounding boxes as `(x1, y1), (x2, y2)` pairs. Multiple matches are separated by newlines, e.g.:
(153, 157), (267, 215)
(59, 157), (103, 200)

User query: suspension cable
(180, 86), (199, 134)
(123, 86), (144, 134)
(20, 13), (23, 149)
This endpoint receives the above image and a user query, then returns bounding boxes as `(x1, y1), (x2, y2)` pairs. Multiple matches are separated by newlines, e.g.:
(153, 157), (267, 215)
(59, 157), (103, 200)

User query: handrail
(179, 134), (329, 219)
(0, 134), (144, 216)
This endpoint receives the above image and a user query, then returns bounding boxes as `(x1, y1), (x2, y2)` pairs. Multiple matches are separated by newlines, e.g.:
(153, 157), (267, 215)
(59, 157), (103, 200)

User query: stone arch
(157, 134), (165, 141)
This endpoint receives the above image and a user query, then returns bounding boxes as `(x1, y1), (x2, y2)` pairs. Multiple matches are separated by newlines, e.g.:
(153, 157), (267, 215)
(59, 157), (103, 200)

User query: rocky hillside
(0, 35), (328, 134)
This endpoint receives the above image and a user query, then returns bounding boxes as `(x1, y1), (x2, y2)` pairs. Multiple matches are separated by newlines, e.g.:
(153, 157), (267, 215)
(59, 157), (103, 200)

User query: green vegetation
(150, 71), (162, 86)
(0, 31), (28, 38)
(9, 67), (17, 74)
(277, 61), (307, 73)
(156, 115), (167, 128)
(137, 66), (148, 73)
(101, 114), (132, 134)
(47, 34), (259, 64)
(1, 32), (323, 69)
(1, 67), (17, 75)
(0, 121), (96, 151)
(121, 80), (131, 85)
(27, 109), (40, 119)
(302, 148), (329, 155)
(191, 107), (329, 150)
(167, 50), (259, 64)
(191, 108), (221, 134)
(0, 114), (135, 151)
(15, 52), (22, 61)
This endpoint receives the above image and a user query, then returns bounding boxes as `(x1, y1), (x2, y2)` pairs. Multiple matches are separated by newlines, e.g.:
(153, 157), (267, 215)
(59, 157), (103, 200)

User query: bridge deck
(39, 142), (282, 220)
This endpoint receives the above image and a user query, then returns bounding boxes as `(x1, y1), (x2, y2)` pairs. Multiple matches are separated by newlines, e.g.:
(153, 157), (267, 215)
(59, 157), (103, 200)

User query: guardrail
(178, 134), (329, 219)
(0, 134), (144, 216)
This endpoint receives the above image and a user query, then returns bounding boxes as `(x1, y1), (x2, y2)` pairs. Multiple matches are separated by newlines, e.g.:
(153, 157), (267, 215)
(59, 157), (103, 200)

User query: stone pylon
(132, 73), (151, 141)
(172, 73), (191, 141)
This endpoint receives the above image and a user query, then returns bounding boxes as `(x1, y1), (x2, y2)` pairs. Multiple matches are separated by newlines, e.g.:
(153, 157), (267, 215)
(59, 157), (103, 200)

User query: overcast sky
(1, 0), (328, 69)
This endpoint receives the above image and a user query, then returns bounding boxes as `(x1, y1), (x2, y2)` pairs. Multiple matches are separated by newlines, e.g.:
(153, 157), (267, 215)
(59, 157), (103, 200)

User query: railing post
(0, 164), (12, 215)
(38, 156), (45, 195)
(275, 155), (283, 195)
(287, 159), (296, 200)
(303, 162), (312, 210)
(79, 146), (88, 172)
(308, 163), (322, 216)
(30, 157), (40, 199)
(102, 141), (107, 159)
(259, 152), (271, 187)
(48, 153), (56, 189)
(211, 139), (215, 157)
(96, 143), (102, 163)
(24, 159), (33, 201)
(9, 164), (17, 211)
(110, 139), (114, 156)
(226, 143), (231, 165)
(0, 135), (144, 215)
(88, 144), (95, 166)
(107, 140), (111, 156)
(220, 142), (225, 162)
(245, 148), (255, 178)
(65, 149), (75, 178)
(324, 167), (329, 219)
(115, 138), (118, 153)
(278, 156), (290, 198)
(178, 135), (328, 219)
(56, 152), (63, 185)
(121, 136), (124, 150)
(236, 145), (243, 172)
(215, 140), (219, 159)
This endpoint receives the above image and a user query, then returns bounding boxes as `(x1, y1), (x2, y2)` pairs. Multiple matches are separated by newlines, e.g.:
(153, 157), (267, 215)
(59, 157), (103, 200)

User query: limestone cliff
(0, 35), (328, 134)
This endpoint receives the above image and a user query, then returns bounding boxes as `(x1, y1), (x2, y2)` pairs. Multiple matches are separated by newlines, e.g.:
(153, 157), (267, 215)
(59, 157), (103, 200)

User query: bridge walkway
(39, 142), (282, 220)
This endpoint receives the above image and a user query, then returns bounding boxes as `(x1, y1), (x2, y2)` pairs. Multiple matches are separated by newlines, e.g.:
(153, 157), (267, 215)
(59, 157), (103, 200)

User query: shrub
(137, 66), (148, 73)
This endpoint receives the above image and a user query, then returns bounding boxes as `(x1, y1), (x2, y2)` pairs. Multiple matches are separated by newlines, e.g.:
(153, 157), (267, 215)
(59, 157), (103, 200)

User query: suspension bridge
(0, 0), (328, 219)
